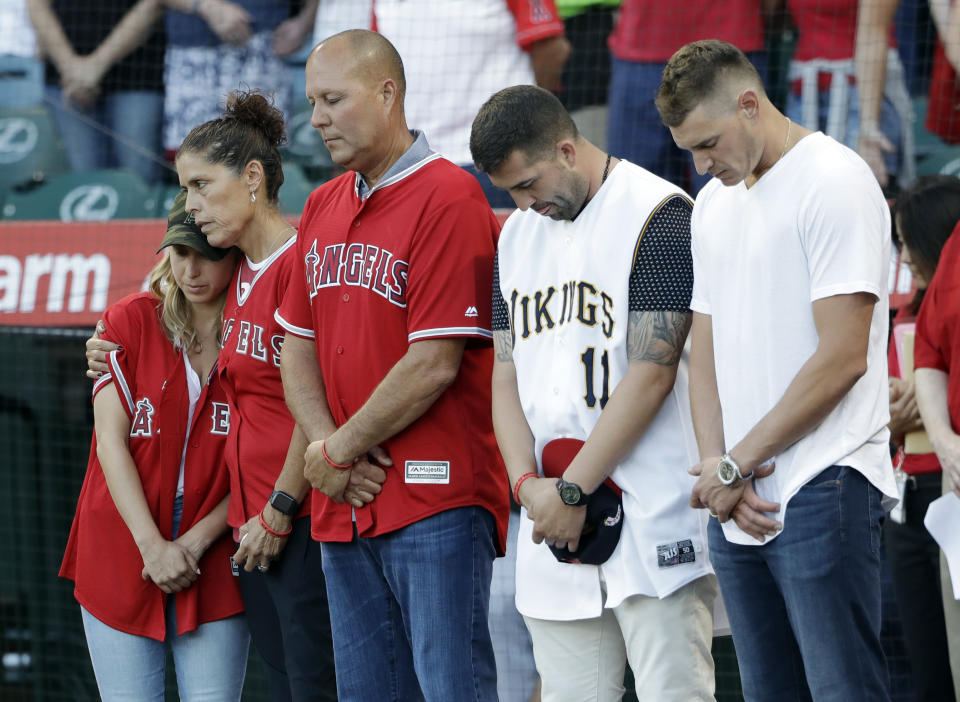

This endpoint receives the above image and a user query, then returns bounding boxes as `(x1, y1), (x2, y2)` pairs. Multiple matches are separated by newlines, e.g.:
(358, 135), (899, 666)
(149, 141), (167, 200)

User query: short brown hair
(655, 40), (764, 127)
(470, 85), (578, 174)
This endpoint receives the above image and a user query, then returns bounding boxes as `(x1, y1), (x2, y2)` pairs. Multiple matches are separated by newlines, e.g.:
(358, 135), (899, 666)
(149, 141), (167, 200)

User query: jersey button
(553, 387), (559, 395)
(337, 346), (344, 354)
(342, 293), (350, 302)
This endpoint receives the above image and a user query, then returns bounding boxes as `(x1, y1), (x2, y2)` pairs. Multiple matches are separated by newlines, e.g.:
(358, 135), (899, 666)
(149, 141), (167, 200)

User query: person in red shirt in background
(782, 0), (912, 194)
(913, 181), (960, 702)
(61, 193), (248, 700)
(887, 175), (960, 702)
(606, 0), (767, 195)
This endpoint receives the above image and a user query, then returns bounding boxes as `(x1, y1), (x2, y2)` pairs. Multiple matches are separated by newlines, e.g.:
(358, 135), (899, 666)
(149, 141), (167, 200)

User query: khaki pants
(524, 574), (717, 702)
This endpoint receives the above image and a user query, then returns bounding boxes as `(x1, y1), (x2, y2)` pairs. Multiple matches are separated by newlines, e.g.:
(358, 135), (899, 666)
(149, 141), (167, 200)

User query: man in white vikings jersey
(470, 85), (721, 701)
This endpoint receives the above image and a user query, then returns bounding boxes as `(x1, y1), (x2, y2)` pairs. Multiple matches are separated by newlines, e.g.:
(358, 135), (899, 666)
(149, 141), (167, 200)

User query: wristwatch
(268, 490), (299, 516)
(716, 453), (753, 486)
(556, 478), (589, 506)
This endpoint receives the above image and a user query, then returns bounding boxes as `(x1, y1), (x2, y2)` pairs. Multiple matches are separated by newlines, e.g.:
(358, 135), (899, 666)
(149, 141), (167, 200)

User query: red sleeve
(92, 295), (147, 419)
(914, 275), (948, 372)
(405, 193), (499, 343)
(275, 229), (316, 340)
(506, 0), (565, 49)
(915, 229), (960, 372)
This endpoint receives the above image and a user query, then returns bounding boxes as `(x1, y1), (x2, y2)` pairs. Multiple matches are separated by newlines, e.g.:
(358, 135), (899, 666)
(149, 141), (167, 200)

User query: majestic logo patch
(130, 398), (155, 437)
(464, 306), (479, 318)
(404, 460), (450, 484)
(657, 539), (696, 568)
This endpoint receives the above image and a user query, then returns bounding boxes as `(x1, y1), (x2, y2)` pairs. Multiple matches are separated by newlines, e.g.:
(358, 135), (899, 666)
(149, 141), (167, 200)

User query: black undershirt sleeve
(492, 253), (511, 331)
(629, 195), (694, 312)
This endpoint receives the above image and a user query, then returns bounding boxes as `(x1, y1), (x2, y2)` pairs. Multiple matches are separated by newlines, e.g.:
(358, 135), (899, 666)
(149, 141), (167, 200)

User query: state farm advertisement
(0, 220), (164, 327)
(1, 218), (916, 328)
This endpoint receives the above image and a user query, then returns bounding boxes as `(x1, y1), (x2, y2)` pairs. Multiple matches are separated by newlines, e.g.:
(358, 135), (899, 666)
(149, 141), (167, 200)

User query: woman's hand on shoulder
(86, 319), (120, 379)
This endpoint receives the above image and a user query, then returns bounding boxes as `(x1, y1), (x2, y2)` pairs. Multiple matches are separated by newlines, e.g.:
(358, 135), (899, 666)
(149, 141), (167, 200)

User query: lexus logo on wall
(60, 185), (120, 221)
(0, 118), (39, 164)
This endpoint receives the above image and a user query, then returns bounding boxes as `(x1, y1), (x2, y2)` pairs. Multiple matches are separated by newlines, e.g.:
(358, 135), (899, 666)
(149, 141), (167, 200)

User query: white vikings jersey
(494, 161), (713, 620)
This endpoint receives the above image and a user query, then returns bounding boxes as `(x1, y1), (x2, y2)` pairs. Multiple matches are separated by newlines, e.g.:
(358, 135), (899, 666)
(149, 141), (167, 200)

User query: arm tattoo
(493, 329), (514, 363)
(626, 310), (692, 366)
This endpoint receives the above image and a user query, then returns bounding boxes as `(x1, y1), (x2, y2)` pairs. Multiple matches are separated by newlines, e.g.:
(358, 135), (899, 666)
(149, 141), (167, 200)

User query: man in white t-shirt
(471, 84), (718, 702)
(656, 40), (898, 701)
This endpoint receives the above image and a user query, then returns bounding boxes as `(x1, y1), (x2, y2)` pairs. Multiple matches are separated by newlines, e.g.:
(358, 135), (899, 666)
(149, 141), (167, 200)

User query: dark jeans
(321, 506), (498, 702)
(237, 516), (337, 702)
(884, 471), (956, 702)
(709, 466), (890, 702)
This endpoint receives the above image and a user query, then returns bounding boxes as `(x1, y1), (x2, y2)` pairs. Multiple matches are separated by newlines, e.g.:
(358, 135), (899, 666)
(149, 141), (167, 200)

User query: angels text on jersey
(304, 240), (408, 308)
(222, 317), (284, 368)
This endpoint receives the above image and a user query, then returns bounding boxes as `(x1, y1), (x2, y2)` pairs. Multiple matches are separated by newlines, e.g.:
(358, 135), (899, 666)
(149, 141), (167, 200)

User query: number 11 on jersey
(580, 347), (610, 409)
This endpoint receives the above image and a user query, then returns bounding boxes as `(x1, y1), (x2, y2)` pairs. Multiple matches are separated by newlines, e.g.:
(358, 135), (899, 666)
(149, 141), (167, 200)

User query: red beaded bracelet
(321, 441), (352, 470)
(259, 510), (293, 538)
(512, 472), (538, 505)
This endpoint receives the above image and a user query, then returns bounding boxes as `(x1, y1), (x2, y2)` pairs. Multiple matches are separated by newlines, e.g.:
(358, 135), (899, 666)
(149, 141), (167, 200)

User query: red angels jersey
(60, 292), (243, 641)
(276, 154), (509, 553)
(218, 236), (310, 528)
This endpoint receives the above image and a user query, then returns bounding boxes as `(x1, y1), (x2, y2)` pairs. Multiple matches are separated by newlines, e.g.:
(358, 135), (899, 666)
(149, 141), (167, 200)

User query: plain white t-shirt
(690, 131), (897, 546)
(176, 349), (202, 498)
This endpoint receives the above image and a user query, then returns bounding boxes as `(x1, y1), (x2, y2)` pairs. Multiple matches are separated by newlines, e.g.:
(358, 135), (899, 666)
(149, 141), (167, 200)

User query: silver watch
(716, 453), (753, 486)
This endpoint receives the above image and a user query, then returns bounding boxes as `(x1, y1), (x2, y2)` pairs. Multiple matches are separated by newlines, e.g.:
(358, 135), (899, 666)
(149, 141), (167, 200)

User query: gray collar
(356, 130), (433, 200)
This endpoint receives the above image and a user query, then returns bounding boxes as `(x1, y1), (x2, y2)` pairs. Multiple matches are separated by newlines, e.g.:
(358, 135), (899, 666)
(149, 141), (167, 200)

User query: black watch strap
(269, 490), (299, 516)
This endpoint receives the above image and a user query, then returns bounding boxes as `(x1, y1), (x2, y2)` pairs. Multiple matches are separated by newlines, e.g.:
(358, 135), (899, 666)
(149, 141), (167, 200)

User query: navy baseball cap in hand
(540, 438), (624, 566)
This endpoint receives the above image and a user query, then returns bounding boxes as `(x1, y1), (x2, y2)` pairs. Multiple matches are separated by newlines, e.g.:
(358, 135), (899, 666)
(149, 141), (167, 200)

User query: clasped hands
(304, 435), (390, 508)
(517, 477), (587, 552)
(689, 456), (782, 543)
(139, 534), (202, 594)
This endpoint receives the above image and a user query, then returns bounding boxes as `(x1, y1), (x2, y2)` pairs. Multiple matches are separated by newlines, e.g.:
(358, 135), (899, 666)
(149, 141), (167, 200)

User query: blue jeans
(44, 86), (165, 184)
(321, 506), (498, 702)
(708, 466), (890, 702)
(607, 51), (767, 196)
(80, 497), (250, 700)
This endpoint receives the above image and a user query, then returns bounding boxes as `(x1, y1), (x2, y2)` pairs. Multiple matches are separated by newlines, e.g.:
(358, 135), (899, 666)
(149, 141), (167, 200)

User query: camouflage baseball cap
(156, 189), (231, 261)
